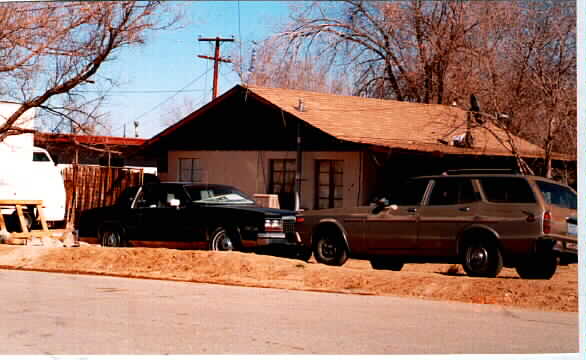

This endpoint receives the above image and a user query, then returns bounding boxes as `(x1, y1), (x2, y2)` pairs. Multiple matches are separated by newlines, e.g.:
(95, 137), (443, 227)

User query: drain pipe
(294, 99), (304, 211)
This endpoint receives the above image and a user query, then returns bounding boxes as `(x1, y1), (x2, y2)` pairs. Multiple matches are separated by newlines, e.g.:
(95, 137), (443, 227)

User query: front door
(366, 179), (430, 254)
(417, 178), (480, 256)
(132, 184), (194, 249)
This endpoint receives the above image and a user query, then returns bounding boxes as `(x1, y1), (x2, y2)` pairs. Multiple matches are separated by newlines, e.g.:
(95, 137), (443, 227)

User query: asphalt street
(0, 269), (578, 355)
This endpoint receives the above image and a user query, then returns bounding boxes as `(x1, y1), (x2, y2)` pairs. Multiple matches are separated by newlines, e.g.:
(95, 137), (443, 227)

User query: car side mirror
(372, 198), (389, 214)
(169, 198), (181, 208)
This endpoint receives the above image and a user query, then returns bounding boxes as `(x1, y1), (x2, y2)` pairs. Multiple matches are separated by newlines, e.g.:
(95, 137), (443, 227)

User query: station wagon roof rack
(442, 169), (519, 175)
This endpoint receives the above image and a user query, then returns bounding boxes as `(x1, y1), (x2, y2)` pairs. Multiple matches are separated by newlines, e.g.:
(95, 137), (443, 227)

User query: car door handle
(459, 207), (470, 212)
(407, 208), (417, 213)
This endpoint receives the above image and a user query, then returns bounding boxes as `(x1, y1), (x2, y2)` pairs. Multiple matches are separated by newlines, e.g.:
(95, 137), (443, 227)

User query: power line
(219, 70), (237, 89)
(113, 67), (213, 135)
(76, 89), (207, 94)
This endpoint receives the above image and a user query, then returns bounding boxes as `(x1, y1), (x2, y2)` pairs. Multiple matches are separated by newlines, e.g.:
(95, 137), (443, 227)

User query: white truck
(0, 102), (67, 228)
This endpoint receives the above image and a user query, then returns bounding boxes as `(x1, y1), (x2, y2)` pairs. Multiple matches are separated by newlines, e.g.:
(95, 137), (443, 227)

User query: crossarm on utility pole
(198, 37), (234, 99)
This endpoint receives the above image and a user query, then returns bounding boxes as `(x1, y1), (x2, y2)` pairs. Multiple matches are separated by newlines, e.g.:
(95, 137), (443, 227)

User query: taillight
(264, 219), (283, 232)
(543, 211), (551, 234)
(296, 216), (304, 223)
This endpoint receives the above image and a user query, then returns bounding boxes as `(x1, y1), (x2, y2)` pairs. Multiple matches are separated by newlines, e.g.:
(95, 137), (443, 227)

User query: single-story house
(141, 85), (573, 210)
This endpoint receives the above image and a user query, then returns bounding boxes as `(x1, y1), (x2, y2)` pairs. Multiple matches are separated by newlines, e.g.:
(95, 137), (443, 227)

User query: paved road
(0, 269), (578, 355)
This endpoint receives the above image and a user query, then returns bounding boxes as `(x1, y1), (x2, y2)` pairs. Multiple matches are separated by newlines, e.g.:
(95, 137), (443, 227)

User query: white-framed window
(178, 158), (203, 183)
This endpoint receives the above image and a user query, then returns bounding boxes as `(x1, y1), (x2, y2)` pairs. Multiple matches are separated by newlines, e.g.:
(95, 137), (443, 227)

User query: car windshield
(187, 186), (255, 205)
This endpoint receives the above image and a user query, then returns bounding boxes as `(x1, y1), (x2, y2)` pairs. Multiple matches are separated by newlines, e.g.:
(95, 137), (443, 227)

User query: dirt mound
(0, 244), (577, 312)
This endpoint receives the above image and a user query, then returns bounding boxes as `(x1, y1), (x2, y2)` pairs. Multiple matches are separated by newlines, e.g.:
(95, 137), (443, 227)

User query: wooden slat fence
(61, 165), (144, 228)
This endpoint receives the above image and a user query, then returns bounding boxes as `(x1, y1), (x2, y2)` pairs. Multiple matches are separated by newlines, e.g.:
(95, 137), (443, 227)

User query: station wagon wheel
(313, 232), (348, 266)
(515, 252), (557, 279)
(209, 227), (240, 251)
(462, 238), (503, 277)
(100, 229), (122, 247)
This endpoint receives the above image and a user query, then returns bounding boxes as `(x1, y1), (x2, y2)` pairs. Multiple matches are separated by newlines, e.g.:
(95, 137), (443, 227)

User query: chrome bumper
(552, 238), (578, 255)
(256, 232), (302, 246)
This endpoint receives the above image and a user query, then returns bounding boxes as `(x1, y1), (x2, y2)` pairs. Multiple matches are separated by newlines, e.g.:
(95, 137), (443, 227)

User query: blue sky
(96, 1), (295, 139)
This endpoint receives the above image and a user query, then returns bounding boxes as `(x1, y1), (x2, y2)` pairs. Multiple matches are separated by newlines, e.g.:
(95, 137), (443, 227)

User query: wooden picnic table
(0, 200), (53, 243)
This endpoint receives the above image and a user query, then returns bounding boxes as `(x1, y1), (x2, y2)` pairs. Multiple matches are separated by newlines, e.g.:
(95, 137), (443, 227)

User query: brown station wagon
(297, 170), (578, 279)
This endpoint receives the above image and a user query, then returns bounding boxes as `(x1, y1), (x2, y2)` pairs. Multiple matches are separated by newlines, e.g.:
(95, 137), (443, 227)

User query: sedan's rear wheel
(313, 232), (348, 266)
(462, 238), (503, 277)
(209, 227), (240, 251)
(100, 229), (122, 247)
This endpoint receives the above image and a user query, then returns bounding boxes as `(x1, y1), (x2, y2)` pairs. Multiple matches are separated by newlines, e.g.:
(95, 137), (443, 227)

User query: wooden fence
(61, 165), (144, 227)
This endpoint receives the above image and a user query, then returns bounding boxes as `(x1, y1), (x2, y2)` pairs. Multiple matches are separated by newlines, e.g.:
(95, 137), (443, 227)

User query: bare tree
(511, 2), (575, 177)
(232, 37), (352, 95)
(159, 95), (201, 127)
(277, 0), (576, 176)
(0, 2), (180, 142)
(463, 1), (576, 176)
(280, 1), (487, 103)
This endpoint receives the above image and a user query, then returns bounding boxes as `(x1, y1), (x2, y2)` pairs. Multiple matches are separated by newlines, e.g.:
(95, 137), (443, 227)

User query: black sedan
(78, 183), (310, 259)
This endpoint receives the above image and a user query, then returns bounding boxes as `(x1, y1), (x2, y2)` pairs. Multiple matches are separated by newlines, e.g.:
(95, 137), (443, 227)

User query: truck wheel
(370, 257), (404, 271)
(313, 231), (348, 266)
(462, 238), (503, 277)
(7, 210), (34, 232)
(209, 227), (240, 251)
(22, 209), (36, 230)
(515, 253), (557, 279)
(100, 229), (122, 247)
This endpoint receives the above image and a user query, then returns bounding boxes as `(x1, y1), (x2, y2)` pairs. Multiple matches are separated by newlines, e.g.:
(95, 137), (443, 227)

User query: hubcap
(215, 231), (234, 251)
(103, 232), (118, 247)
(320, 238), (336, 259)
(468, 246), (488, 270)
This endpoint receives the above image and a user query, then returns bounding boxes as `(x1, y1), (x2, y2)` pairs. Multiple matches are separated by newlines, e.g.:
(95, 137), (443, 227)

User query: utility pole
(198, 37), (234, 99)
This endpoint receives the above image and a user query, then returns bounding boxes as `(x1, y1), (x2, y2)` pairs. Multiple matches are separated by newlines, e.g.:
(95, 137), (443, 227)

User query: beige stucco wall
(161, 150), (364, 210)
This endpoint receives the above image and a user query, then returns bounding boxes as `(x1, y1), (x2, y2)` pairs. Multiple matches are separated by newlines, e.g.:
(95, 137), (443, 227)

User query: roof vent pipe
(298, 98), (304, 112)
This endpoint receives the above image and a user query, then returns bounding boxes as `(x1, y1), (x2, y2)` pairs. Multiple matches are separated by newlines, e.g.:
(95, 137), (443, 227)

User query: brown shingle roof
(244, 85), (568, 160)
(146, 84), (572, 161)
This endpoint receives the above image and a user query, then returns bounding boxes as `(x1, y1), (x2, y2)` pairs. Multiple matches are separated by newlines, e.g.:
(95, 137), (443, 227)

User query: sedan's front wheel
(209, 227), (240, 251)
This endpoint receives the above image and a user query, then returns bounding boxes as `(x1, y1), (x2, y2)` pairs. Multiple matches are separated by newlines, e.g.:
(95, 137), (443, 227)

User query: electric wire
(111, 67), (213, 135)
(237, 0), (243, 80)
(130, 67), (212, 125)
(76, 89), (207, 94)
